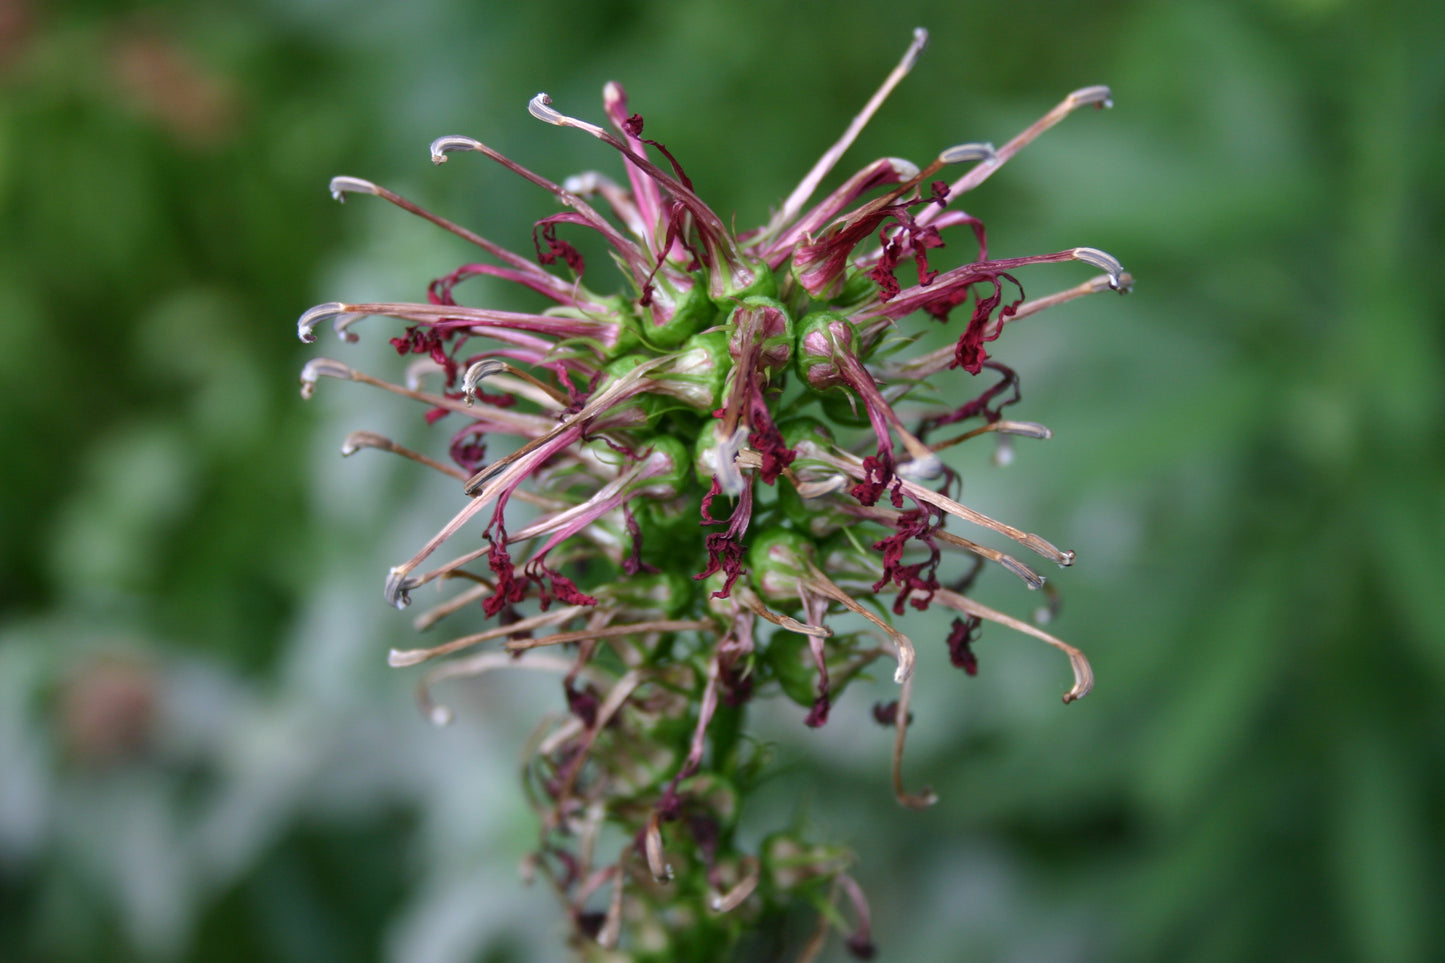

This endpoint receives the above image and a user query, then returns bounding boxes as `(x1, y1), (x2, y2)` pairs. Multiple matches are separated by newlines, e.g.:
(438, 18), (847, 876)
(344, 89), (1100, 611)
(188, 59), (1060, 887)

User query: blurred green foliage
(1, 0), (1442, 960)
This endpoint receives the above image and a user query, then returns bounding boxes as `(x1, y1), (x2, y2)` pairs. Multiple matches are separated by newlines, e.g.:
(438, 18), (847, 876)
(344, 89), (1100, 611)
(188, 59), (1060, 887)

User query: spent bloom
(299, 27), (1128, 960)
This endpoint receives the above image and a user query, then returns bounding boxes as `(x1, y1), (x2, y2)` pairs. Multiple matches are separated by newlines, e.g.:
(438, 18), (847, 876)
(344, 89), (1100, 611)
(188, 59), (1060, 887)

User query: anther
(298, 358), (354, 398)
(1071, 247), (1128, 290)
(562, 172), (617, 195)
(527, 92), (565, 126)
(461, 359), (508, 406)
(341, 431), (392, 457)
(896, 453), (943, 482)
(527, 93), (608, 138)
(902, 27), (929, 68)
(644, 810), (674, 883)
(1066, 85), (1114, 109)
(938, 142), (997, 165)
(429, 135), (483, 164)
(404, 358), (444, 390)
(385, 566), (418, 609)
(328, 176), (380, 202)
(297, 302), (358, 343)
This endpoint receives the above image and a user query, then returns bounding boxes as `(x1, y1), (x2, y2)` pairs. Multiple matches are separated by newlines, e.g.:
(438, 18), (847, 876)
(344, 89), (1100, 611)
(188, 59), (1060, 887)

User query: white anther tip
(298, 358), (353, 398)
(462, 359), (507, 406)
(1068, 85), (1114, 109)
(385, 567), (414, 609)
(428, 704), (454, 727)
(429, 135), (482, 164)
(328, 176), (378, 202)
(297, 302), (346, 343)
(897, 454), (943, 482)
(388, 648), (426, 668)
(939, 142), (996, 165)
(341, 430), (388, 457)
(528, 92), (563, 125)
(1072, 247), (1127, 289)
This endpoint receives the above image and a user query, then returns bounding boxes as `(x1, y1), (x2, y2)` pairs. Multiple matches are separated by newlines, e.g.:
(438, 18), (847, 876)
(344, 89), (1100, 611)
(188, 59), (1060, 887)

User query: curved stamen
(527, 93), (753, 293)
(389, 605), (590, 666)
(934, 587), (1094, 703)
(920, 85), (1115, 223)
(764, 27), (930, 240)
(341, 430), (469, 481)
(429, 132), (656, 288)
(414, 652), (576, 727)
(329, 175), (591, 308)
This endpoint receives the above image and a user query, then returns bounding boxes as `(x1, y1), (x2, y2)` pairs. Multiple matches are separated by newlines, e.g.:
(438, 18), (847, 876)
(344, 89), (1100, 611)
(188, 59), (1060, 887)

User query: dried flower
(299, 26), (1126, 959)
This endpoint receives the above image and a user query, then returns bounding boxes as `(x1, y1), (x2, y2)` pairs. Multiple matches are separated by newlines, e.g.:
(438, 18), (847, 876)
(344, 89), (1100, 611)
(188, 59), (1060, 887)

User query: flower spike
(298, 32), (1128, 955)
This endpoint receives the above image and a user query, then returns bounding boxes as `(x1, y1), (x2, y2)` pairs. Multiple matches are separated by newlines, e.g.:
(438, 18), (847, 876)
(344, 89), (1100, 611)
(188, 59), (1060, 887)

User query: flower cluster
(299, 27), (1127, 960)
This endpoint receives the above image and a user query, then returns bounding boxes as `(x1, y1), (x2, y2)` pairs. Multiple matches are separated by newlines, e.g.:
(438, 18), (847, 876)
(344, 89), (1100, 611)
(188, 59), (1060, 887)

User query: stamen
(428, 131), (654, 286)
(803, 564), (916, 683)
(890, 671), (936, 809)
(934, 531), (1046, 590)
(413, 652), (575, 727)
(389, 605), (588, 666)
(735, 585), (831, 637)
(766, 27), (930, 237)
(504, 619), (714, 653)
(934, 587), (1094, 703)
(929, 419), (1053, 453)
(814, 322), (941, 477)
(922, 85), (1117, 219)
(885, 272), (1128, 381)
(900, 478), (1075, 567)
(341, 430), (469, 481)
(843, 499), (1048, 591)
(524, 93), (753, 294)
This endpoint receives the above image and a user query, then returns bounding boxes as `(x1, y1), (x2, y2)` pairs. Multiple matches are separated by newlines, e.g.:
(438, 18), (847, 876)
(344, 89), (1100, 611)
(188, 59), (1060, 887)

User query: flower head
(300, 27), (1126, 957)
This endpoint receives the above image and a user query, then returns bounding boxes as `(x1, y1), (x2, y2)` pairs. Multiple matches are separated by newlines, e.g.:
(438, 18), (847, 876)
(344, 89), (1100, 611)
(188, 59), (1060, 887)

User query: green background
(2, 0), (1442, 960)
